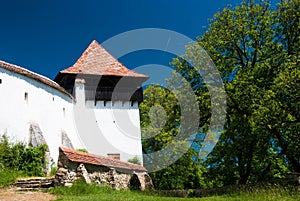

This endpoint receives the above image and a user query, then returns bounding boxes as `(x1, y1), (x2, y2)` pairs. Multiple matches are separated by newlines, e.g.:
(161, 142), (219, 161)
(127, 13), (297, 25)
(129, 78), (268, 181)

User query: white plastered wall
(0, 68), (84, 162)
(74, 82), (143, 165)
(0, 69), (144, 165)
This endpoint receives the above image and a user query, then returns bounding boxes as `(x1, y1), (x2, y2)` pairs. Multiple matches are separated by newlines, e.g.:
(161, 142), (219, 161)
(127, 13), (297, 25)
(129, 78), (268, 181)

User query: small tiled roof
(60, 147), (147, 172)
(0, 60), (73, 98)
(58, 40), (148, 78)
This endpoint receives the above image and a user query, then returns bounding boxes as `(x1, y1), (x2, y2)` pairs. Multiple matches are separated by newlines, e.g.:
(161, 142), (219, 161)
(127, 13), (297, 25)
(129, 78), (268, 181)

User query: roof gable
(59, 40), (148, 78)
(60, 147), (147, 172)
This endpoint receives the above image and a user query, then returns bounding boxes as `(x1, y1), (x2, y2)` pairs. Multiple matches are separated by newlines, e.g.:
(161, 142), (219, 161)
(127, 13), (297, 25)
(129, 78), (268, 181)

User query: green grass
(215, 186), (300, 201)
(0, 167), (19, 187)
(50, 180), (300, 201)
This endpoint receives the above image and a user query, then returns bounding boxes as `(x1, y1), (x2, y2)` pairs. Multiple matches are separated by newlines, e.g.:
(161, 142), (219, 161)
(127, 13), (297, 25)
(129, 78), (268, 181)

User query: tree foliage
(170, 0), (299, 186)
(140, 85), (206, 189)
(140, 0), (299, 189)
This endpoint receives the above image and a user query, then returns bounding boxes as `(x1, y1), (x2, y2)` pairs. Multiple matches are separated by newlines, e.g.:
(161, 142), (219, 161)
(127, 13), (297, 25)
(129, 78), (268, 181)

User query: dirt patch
(0, 189), (56, 201)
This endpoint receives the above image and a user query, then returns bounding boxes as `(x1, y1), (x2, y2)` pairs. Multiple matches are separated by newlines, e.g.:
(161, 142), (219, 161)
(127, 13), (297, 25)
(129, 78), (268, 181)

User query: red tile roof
(60, 147), (147, 172)
(0, 60), (73, 98)
(59, 40), (148, 78)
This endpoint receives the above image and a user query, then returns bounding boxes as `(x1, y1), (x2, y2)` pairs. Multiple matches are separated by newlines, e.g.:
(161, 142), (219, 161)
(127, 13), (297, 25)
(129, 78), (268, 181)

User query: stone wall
(55, 150), (154, 190)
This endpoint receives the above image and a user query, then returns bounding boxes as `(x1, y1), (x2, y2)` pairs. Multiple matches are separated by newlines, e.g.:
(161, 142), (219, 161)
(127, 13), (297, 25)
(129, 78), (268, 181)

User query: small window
(104, 101), (107, 107)
(24, 92), (28, 103)
(52, 97), (55, 101)
(131, 101), (134, 107)
(63, 107), (66, 117)
(107, 153), (120, 160)
(0, 79), (2, 84)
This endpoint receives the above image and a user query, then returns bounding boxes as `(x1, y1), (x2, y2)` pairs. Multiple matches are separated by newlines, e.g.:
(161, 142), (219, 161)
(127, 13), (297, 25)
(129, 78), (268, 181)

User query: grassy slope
(54, 192), (300, 201)
(51, 181), (300, 201)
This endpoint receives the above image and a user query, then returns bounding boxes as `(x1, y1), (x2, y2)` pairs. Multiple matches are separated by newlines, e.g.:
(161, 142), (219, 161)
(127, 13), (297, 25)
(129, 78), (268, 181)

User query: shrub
(0, 134), (47, 177)
(127, 156), (141, 165)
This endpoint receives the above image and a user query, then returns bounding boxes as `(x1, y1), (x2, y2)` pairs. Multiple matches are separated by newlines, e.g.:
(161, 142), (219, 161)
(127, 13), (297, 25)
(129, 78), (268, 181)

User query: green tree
(171, 0), (299, 185)
(256, 0), (300, 173)
(140, 85), (206, 189)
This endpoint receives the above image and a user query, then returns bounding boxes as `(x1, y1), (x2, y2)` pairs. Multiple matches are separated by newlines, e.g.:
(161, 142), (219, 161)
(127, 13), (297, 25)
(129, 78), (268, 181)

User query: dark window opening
(86, 86), (144, 102)
(0, 79), (2, 84)
(24, 92), (28, 102)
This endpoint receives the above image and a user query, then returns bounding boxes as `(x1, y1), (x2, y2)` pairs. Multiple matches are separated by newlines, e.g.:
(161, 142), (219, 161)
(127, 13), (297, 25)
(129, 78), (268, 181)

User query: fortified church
(0, 40), (148, 166)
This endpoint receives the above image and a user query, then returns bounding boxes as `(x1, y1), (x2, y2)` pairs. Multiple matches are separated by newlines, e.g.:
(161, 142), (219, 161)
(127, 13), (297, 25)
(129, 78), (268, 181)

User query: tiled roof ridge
(60, 146), (147, 172)
(90, 40), (118, 64)
(59, 40), (148, 78)
(0, 60), (73, 99)
(78, 40), (129, 71)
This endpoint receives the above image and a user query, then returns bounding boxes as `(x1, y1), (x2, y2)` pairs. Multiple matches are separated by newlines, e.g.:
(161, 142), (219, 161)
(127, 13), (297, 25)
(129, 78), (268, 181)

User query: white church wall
(0, 68), (84, 163)
(0, 67), (145, 166)
(85, 100), (143, 165)
(73, 81), (143, 165)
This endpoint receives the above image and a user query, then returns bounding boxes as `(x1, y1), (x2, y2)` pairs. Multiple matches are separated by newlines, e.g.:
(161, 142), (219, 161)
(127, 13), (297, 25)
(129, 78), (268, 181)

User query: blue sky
(0, 0), (279, 80)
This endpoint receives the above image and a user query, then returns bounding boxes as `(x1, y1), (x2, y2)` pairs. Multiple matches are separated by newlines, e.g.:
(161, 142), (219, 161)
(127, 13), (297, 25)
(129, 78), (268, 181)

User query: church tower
(55, 40), (148, 164)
